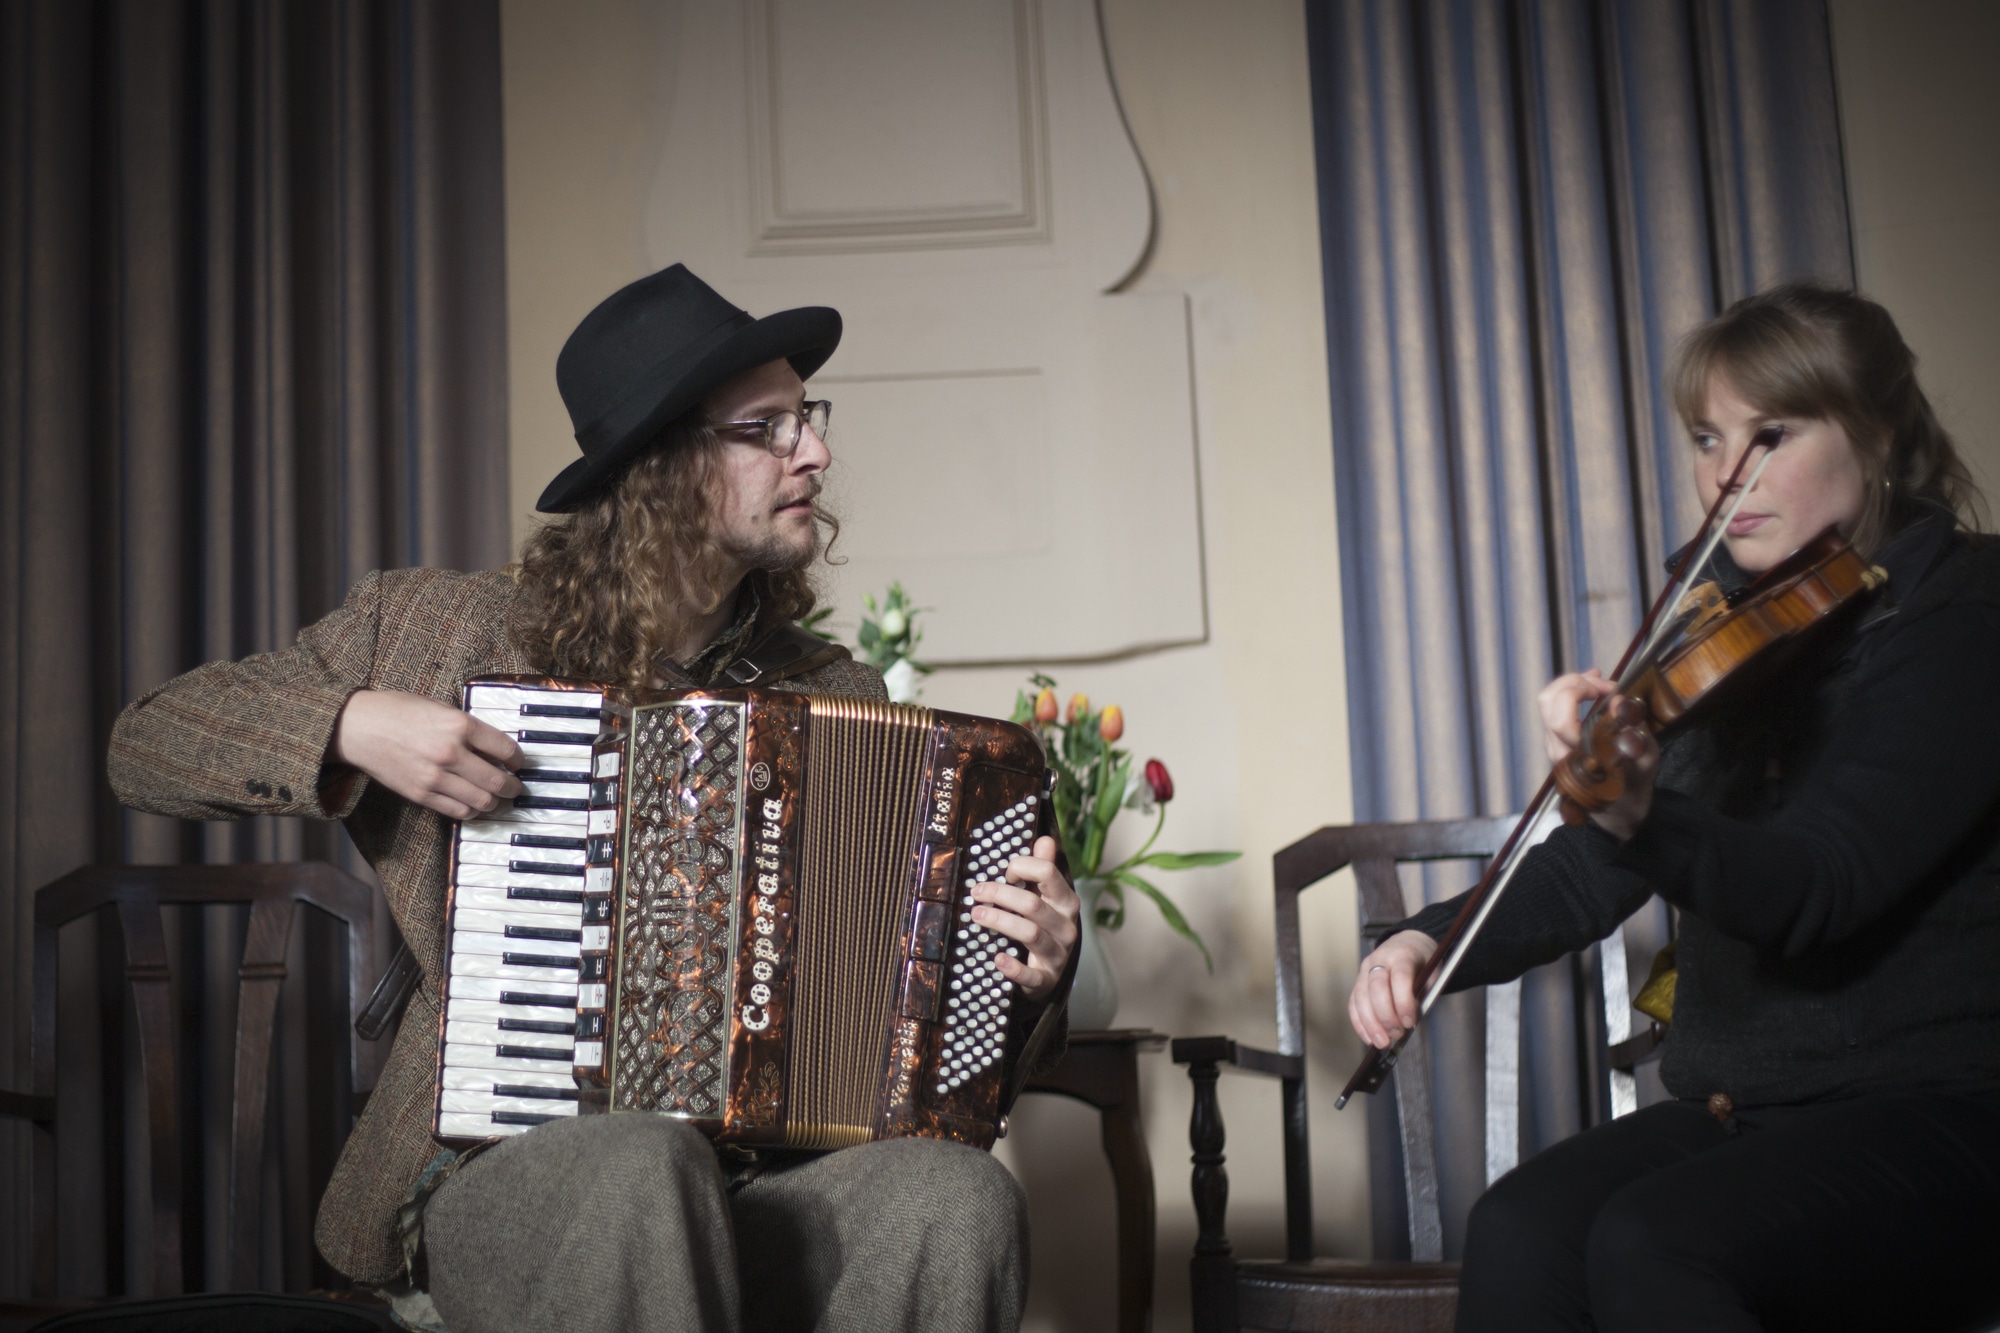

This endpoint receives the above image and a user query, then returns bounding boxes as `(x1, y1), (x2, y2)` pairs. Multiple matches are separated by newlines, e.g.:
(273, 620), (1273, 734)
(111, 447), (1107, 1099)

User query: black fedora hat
(537, 264), (842, 512)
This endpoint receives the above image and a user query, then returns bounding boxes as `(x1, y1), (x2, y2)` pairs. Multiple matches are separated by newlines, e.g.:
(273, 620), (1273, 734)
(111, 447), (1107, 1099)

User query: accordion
(433, 675), (1050, 1151)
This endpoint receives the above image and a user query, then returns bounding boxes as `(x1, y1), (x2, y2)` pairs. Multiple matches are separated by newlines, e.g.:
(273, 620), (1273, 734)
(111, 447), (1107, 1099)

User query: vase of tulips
(1010, 675), (1240, 1028)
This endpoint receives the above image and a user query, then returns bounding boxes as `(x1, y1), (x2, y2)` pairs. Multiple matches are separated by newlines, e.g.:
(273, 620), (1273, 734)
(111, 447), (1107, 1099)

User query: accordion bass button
(994, 1114), (1010, 1140)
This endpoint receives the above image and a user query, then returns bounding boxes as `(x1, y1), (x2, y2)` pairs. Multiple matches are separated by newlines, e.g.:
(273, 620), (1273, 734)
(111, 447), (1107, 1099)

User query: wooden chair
(1172, 816), (1663, 1333)
(0, 863), (381, 1305)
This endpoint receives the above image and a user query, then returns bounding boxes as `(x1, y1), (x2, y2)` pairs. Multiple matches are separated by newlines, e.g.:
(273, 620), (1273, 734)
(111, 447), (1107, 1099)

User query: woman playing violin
(1349, 283), (2000, 1331)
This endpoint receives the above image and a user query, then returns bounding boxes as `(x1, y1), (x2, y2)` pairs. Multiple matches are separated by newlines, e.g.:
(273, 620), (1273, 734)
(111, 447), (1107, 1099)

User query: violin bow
(1336, 438), (1779, 1108)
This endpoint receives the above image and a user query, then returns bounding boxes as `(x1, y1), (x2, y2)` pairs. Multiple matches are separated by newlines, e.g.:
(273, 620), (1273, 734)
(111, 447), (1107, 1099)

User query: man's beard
(729, 495), (824, 574)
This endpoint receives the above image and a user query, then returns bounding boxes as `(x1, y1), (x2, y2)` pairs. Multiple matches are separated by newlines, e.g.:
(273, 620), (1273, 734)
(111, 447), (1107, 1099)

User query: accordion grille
(787, 697), (933, 1148)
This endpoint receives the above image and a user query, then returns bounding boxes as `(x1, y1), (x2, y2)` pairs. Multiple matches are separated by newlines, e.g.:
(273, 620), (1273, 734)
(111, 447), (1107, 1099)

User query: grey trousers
(422, 1115), (1028, 1333)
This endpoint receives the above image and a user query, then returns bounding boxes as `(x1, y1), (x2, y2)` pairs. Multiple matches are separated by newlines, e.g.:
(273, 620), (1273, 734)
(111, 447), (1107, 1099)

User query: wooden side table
(1019, 1028), (1169, 1333)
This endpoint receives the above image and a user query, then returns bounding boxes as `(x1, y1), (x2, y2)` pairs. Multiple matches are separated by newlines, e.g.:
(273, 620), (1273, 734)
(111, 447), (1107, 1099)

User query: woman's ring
(1369, 965), (1387, 974)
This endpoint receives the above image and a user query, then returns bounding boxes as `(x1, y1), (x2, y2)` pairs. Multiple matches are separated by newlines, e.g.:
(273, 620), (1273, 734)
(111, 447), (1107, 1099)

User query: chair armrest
(0, 1090), (54, 1125)
(1171, 1035), (1303, 1082)
(1608, 1023), (1665, 1073)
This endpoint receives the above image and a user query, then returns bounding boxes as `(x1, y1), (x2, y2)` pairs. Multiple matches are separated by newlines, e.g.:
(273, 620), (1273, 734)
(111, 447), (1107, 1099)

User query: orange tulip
(1066, 693), (1089, 725)
(1033, 687), (1058, 724)
(1099, 705), (1124, 742)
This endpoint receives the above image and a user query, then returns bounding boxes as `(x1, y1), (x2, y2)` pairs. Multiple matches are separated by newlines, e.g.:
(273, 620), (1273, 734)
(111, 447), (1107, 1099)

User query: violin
(1337, 447), (1889, 1109)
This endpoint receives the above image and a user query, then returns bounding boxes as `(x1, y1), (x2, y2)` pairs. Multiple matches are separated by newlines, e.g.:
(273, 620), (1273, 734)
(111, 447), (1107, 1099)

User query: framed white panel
(748, 0), (1049, 251)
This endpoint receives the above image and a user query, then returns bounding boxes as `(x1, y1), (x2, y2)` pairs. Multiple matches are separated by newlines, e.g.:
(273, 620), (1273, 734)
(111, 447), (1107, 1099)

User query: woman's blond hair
(1670, 282), (1983, 557)
(509, 414), (832, 686)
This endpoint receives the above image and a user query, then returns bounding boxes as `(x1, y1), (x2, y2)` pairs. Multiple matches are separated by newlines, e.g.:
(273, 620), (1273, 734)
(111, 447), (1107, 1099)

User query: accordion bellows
(434, 676), (1049, 1152)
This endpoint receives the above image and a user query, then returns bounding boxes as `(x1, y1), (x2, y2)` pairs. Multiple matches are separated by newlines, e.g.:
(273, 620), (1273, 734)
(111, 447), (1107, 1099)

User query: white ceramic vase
(1066, 880), (1120, 1030)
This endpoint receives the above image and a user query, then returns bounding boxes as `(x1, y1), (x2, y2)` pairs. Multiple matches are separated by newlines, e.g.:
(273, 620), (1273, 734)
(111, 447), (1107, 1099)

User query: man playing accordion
(109, 264), (1080, 1333)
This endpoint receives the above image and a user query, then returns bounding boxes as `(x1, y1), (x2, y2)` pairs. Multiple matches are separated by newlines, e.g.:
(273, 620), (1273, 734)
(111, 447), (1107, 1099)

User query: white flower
(1122, 772), (1156, 815)
(879, 607), (908, 640)
(883, 656), (920, 703)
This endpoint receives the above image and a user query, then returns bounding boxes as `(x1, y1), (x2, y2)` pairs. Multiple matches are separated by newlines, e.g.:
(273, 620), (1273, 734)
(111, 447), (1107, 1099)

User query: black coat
(1404, 513), (2000, 1105)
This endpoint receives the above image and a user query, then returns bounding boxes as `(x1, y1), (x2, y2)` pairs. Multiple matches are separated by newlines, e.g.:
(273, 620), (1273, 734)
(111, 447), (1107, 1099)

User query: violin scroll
(1554, 694), (1651, 824)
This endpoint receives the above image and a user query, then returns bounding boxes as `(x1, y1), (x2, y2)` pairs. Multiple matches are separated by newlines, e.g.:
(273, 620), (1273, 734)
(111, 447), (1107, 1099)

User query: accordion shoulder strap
(721, 621), (853, 686)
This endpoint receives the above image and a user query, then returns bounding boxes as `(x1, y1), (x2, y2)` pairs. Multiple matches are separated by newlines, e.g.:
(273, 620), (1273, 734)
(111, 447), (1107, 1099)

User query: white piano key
(439, 1089), (580, 1117)
(513, 739), (597, 760)
(441, 1066), (578, 1093)
(465, 686), (604, 713)
(454, 862), (587, 891)
(458, 820), (591, 846)
(457, 840), (586, 868)
(447, 998), (577, 1028)
(470, 710), (597, 739)
(518, 781), (590, 802)
(585, 867), (613, 893)
(449, 952), (581, 985)
(594, 752), (620, 777)
(438, 1112), (535, 1139)
(447, 974), (577, 1005)
(443, 1041), (577, 1074)
(452, 922), (581, 957)
(450, 886), (584, 919)
(587, 808), (617, 835)
(573, 1040), (604, 1066)
(445, 1019), (571, 1050)
(577, 983), (607, 1009)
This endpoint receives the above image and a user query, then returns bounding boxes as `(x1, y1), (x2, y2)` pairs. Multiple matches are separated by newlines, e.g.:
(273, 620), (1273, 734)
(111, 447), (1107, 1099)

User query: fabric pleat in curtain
(1306, 0), (1851, 1260)
(0, 0), (509, 1297)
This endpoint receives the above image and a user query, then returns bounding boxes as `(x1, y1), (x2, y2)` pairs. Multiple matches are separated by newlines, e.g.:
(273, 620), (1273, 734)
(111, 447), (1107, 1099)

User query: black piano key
(518, 768), (589, 784)
(492, 1083), (581, 1101)
(582, 898), (612, 923)
(519, 703), (600, 719)
(504, 924), (582, 943)
(510, 833), (588, 850)
(590, 779), (618, 805)
(502, 951), (580, 970)
(586, 836), (617, 862)
(508, 859), (586, 877)
(577, 1013), (606, 1039)
(512, 794), (588, 810)
(578, 956), (608, 981)
(517, 730), (594, 746)
(498, 1017), (576, 1035)
(499, 990), (576, 1008)
(492, 1110), (566, 1126)
(496, 1044), (574, 1062)
(508, 886), (585, 904)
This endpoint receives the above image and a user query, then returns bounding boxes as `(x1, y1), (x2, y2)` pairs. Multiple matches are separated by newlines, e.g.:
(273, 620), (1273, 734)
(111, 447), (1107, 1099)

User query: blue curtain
(0, 0), (509, 1296)
(1306, 0), (1851, 1258)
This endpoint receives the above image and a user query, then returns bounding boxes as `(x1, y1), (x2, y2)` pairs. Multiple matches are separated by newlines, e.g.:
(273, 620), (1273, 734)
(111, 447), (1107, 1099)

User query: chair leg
(1186, 1058), (1239, 1333)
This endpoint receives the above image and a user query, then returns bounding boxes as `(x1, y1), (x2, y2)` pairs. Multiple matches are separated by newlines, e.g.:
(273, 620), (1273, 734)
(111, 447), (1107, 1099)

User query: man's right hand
(330, 689), (524, 819)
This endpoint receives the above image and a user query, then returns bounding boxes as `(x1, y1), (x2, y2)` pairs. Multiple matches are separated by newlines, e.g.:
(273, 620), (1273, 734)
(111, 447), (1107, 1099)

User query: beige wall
(500, 3), (1364, 1330)
(1830, 0), (2000, 499)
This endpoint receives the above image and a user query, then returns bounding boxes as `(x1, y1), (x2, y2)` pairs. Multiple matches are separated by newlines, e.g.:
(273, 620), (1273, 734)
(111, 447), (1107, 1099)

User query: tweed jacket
(106, 567), (893, 1283)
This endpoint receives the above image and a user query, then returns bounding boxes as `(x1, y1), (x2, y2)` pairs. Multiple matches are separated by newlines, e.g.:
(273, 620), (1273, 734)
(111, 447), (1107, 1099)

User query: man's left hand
(972, 835), (1079, 1004)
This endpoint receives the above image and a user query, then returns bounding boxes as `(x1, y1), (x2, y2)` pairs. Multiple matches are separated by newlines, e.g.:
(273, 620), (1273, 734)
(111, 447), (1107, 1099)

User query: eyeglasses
(711, 399), (833, 459)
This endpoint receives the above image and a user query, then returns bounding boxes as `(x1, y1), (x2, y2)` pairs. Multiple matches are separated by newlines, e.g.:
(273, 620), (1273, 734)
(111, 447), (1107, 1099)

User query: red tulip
(1145, 759), (1174, 803)
(1066, 693), (1089, 725)
(1033, 687), (1058, 724)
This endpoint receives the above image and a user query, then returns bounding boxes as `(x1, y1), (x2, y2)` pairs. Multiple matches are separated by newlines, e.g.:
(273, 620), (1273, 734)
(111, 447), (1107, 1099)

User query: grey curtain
(0, 0), (509, 1296)
(1307, 0), (1851, 1258)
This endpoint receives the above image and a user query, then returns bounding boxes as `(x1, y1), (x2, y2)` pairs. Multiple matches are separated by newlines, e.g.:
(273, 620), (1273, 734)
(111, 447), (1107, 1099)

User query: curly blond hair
(509, 415), (835, 686)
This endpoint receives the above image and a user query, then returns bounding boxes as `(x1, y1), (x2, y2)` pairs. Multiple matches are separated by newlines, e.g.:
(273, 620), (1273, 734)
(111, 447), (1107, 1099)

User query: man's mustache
(775, 481), (823, 510)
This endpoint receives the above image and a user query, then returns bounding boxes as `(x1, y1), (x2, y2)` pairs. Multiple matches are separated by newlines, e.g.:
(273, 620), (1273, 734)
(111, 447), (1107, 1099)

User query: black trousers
(1455, 1088), (2000, 1332)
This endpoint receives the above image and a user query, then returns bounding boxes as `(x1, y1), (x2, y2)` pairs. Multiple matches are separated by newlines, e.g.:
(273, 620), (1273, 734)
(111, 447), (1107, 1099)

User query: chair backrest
(22, 863), (378, 1299)
(1274, 817), (1646, 1264)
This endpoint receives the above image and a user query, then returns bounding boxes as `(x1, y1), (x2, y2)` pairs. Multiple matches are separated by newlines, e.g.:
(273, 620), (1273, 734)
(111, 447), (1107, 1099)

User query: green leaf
(1134, 850), (1243, 870)
(1112, 870), (1213, 971)
(1092, 755), (1131, 832)
(1092, 880), (1126, 930)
